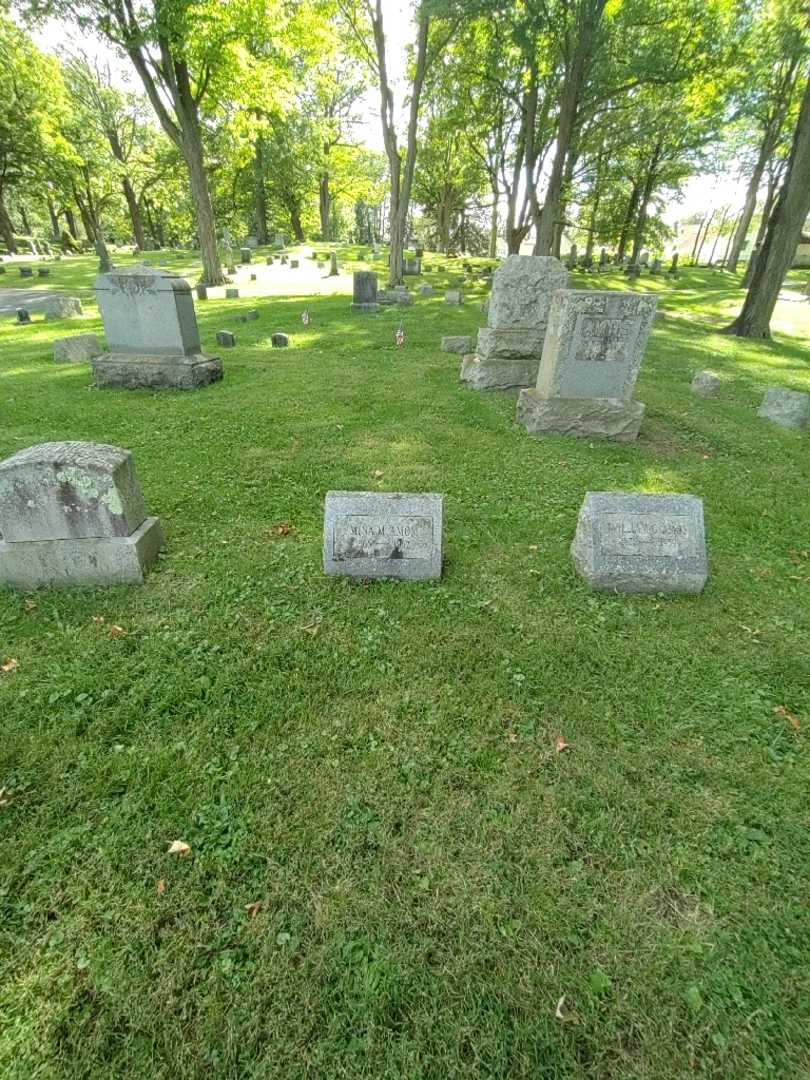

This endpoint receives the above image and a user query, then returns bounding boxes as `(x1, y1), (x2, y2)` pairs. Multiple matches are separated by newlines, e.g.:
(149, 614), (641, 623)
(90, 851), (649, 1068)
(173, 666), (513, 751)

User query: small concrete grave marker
(351, 271), (379, 313)
(16, 308), (31, 324)
(441, 335), (472, 355)
(37, 267), (50, 277)
(419, 284), (434, 296)
(329, 251), (339, 276)
(217, 330), (236, 347)
(571, 492), (708, 594)
(0, 442), (164, 589)
(44, 296), (82, 320)
(240, 247), (252, 263)
(758, 388), (810, 430)
(19, 266), (33, 278)
(195, 283), (208, 300)
(517, 289), (657, 441)
(53, 334), (103, 363)
(690, 371), (721, 397)
(271, 332), (289, 348)
(445, 289), (461, 305)
(461, 255), (568, 390)
(92, 265), (222, 390)
(323, 492), (443, 581)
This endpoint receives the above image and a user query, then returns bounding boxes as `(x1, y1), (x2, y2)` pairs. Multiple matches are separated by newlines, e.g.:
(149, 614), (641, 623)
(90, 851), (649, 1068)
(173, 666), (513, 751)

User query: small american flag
(301, 308), (310, 325)
(395, 324), (406, 347)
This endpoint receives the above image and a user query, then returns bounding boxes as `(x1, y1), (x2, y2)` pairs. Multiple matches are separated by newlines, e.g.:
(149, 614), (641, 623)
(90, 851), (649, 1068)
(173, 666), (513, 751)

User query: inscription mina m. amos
(333, 515), (434, 560)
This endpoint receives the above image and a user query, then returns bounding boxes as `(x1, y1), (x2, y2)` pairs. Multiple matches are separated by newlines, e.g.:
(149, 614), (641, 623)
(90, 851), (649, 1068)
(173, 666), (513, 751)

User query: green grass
(1, 247), (810, 1079)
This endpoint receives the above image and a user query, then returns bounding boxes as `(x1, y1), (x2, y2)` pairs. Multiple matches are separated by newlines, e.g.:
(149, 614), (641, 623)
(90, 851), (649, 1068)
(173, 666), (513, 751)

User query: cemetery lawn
(2, 249), (810, 1079)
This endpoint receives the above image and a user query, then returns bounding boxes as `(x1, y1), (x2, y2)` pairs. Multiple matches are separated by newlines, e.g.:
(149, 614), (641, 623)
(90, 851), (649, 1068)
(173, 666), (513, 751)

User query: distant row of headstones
(565, 247), (679, 277)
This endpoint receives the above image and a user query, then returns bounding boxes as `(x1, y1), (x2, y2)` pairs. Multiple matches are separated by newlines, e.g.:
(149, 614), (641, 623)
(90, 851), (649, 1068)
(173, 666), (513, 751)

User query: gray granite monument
(758, 388), (810, 430)
(351, 271), (379, 313)
(0, 442), (164, 589)
(516, 289), (657, 441)
(323, 491), (443, 581)
(690, 371), (721, 397)
(92, 266), (222, 390)
(460, 255), (568, 390)
(53, 334), (103, 363)
(571, 492), (708, 594)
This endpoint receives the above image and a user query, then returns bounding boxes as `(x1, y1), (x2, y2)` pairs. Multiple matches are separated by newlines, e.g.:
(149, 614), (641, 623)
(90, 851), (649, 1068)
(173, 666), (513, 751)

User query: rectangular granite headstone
(571, 492), (707, 594)
(323, 492), (443, 581)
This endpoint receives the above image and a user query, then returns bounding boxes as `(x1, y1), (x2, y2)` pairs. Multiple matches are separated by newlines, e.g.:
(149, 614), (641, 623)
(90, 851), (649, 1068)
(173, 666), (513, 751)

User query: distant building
(794, 234), (810, 268)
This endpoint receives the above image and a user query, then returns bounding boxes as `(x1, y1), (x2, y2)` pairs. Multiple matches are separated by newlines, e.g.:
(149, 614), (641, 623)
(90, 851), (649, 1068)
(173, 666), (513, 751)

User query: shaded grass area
(1, 250), (810, 1078)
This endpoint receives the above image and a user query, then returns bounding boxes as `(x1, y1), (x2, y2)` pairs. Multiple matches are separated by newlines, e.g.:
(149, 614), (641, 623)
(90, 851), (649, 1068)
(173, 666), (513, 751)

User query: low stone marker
(38, 267), (50, 277)
(240, 247), (252, 263)
(250, 273), (257, 282)
(280, 255), (288, 266)
(247, 309), (259, 320)
(329, 251), (339, 276)
(196, 283), (208, 300)
(53, 334), (103, 363)
(16, 308), (31, 325)
(0, 442), (164, 589)
(517, 289), (657, 441)
(571, 492), (708, 594)
(441, 335), (472, 355)
(404, 257), (421, 275)
(290, 259), (299, 269)
(225, 287), (239, 299)
(271, 332), (289, 348)
(217, 330), (236, 347)
(690, 371), (721, 397)
(461, 255), (568, 390)
(323, 491), (443, 581)
(758, 388), (810, 430)
(266, 256), (274, 265)
(419, 284), (434, 296)
(352, 271), (379, 313)
(44, 296), (83, 320)
(20, 266), (33, 278)
(445, 289), (462, 305)
(92, 265), (222, 390)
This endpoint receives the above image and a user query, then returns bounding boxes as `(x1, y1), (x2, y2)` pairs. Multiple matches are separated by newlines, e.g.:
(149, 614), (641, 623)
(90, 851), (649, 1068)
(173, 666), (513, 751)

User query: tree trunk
(535, 0), (605, 254)
(630, 148), (660, 262)
(46, 196), (60, 242)
(707, 207), (729, 265)
(288, 200), (305, 242)
(64, 208), (79, 241)
(319, 159), (331, 241)
(254, 137), (269, 245)
(726, 138), (772, 272)
(694, 209), (715, 264)
(80, 168), (112, 272)
(122, 176), (146, 249)
(489, 191), (498, 258)
(74, 185), (96, 243)
(0, 191), (17, 253)
(741, 175), (779, 288)
(617, 182), (640, 260)
(182, 114), (223, 283)
(724, 76), (810, 338)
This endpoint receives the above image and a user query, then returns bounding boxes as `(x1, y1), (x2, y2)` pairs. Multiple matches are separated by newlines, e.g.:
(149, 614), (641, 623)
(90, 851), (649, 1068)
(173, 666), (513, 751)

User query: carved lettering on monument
(109, 274), (158, 296)
(597, 513), (698, 558)
(333, 515), (433, 560)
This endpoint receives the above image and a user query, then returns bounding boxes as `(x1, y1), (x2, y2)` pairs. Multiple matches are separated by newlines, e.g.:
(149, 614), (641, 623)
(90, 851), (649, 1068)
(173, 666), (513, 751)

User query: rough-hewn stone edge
(460, 356), (537, 391)
(0, 516), (164, 589)
(350, 303), (380, 313)
(516, 390), (644, 441)
(91, 353), (223, 390)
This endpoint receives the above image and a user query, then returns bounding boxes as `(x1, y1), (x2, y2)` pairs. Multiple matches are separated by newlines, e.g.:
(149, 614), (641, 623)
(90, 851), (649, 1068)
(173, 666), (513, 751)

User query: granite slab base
(350, 302), (379, 313)
(516, 390), (645, 441)
(91, 352), (223, 390)
(0, 516), (164, 589)
(460, 355), (538, 391)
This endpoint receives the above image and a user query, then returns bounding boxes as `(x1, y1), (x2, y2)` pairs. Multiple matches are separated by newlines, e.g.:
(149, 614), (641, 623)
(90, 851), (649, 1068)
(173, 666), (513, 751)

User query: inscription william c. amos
(333, 515), (434, 560)
(597, 512), (699, 559)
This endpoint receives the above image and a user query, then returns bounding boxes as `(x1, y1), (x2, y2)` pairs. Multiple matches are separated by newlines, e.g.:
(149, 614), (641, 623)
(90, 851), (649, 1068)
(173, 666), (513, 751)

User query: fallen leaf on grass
(108, 625), (127, 638)
(0, 788), (13, 807)
(301, 622), (320, 637)
(554, 735), (570, 754)
(371, 469), (384, 479)
(245, 900), (263, 918)
(0, 658), (19, 675)
(24, 599), (37, 613)
(156, 879), (167, 894)
(272, 522), (296, 536)
(167, 840), (191, 857)
(774, 705), (801, 730)
(789, 549), (810, 565)
(91, 615), (106, 625)
(528, 545), (539, 551)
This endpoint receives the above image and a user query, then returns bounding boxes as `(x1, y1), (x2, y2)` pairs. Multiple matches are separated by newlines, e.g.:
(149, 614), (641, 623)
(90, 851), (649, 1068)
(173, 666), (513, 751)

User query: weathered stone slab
(324, 491), (443, 581)
(16, 308), (31, 324)
(0, 441), (147, 542)
(488, 256), (569, 331)
(758, 388), (810, 430)
(271, 333), (289, 348)
(352, 271), (379, 313)
(571, 492), (708, 594)
(441, 335), (472, 355)
(44, 296), (82, 320)
(445, 289), (462, 305)
(240, 247), (252, 263)
(517, 289), (657, 440)
(53, 333), (103, 363)
(690, 371), (721, 397)
(419, 284), (434, 296)
(217, 330), (236, 347)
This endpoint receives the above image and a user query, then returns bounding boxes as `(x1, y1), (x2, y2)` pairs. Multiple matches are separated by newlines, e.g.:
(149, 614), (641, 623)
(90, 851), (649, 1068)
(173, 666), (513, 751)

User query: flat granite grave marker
(690, 371), (721, 397)
(571, 492), (708, 594)
(53, 334), (103, 363)
(0, 442), (164, 589)
(758, 388), (810, 430)
(44, 296), (82, 320)
(460, 255), (568, 390)
(92, 265), (222, 390)
(351, 271), (379, 313)
(217, 330), (236, 347)
(517, 289), (657, 441)
(323, 491), (443, 581)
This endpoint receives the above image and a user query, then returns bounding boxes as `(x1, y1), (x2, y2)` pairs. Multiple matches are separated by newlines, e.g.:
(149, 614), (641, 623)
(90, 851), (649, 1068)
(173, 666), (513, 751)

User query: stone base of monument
(350, 302), (379, 313)
(516, 390), (645, 442)
(0, 516), (164, 589)
(460, 354), (539, 391)
(91, 352), (223, 390)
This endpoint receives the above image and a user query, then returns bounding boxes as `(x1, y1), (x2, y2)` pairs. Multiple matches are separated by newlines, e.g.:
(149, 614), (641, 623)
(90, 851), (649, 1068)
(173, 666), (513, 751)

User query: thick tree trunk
(0, 192), (17, 253)
(79, 169), (112, 272)
(254, 137), (268, 245)
(726, 139), (771, 272)
(64, 208), (79, 241)
(724, 76), (810, 338)
(535, 0), (605, 254)
(74, 186), (96, 243)
(122, 176), (146, 249)
(319, 168), (331, 241)
(741, 176), (779, 288)
(288, 201), (305, 242)
(182, 118), (223, 284)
